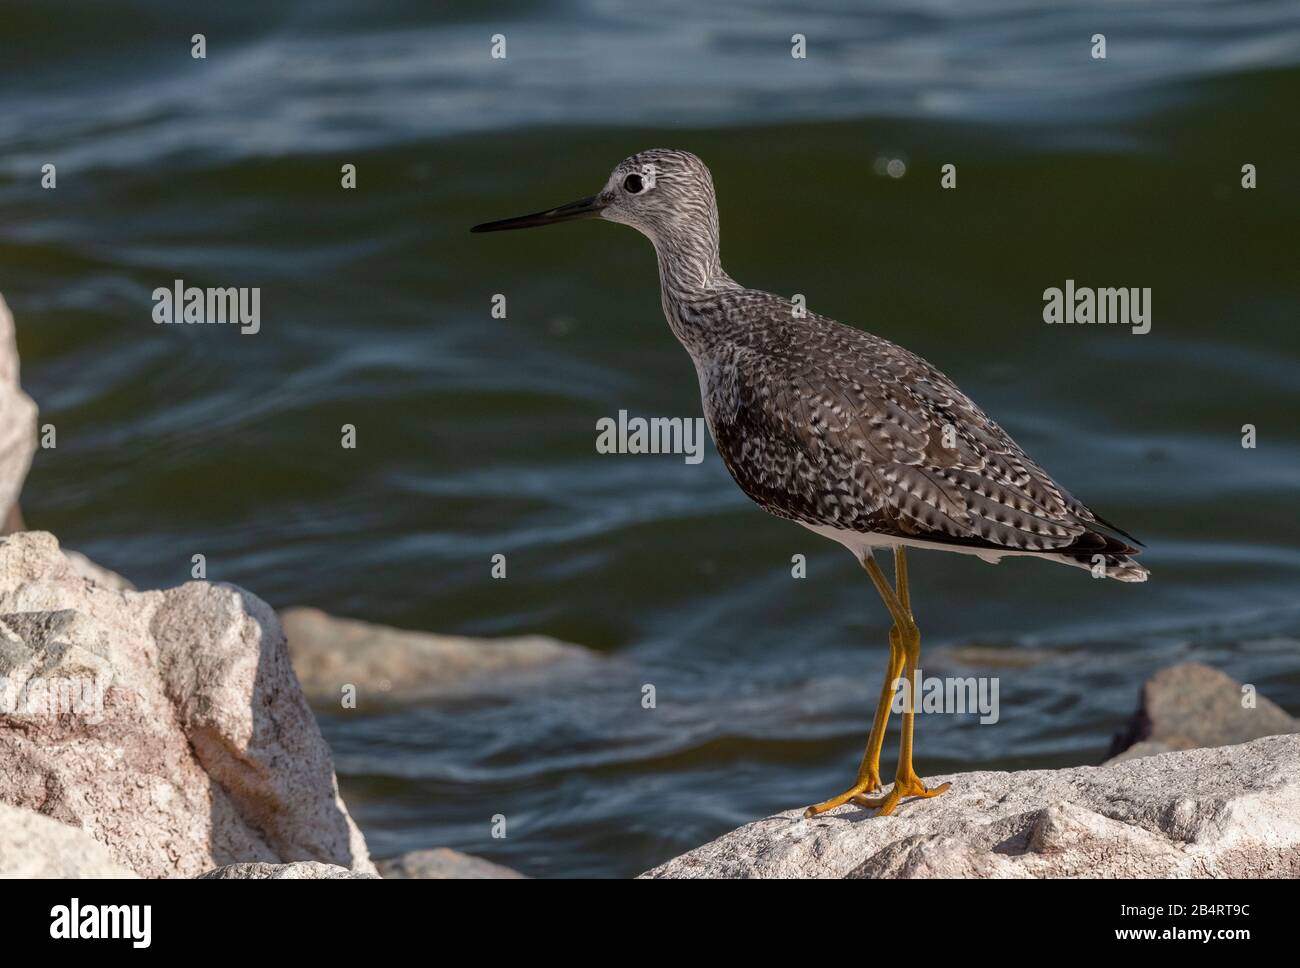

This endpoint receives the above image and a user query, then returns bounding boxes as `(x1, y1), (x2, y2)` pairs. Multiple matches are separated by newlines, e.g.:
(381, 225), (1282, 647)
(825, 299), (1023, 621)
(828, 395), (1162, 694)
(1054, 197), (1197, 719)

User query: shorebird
(472, 149), (1147, 818)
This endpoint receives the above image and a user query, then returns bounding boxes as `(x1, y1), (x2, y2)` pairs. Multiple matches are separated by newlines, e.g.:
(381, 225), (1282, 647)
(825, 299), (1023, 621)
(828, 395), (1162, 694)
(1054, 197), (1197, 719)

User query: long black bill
(471, 195), (605, 233)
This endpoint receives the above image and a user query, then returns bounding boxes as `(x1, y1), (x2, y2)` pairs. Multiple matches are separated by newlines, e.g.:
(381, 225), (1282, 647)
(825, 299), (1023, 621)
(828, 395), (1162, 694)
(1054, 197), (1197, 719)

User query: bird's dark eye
(623, 173), (644, 194)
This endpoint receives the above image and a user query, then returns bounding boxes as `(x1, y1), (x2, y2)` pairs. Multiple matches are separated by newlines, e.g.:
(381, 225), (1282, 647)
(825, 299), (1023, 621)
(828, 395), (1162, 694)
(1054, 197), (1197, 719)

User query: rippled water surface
(4, 1), (1299, 876)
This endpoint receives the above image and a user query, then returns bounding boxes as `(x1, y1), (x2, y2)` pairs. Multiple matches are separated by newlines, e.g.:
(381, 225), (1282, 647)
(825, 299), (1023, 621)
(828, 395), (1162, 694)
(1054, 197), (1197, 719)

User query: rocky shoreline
(0, 527), (546, 878)
(0, 291), (544, 878)
(644, 734), (1300, 878)
(642, 661), (1300, 878)
(3, 289), (1298, 879)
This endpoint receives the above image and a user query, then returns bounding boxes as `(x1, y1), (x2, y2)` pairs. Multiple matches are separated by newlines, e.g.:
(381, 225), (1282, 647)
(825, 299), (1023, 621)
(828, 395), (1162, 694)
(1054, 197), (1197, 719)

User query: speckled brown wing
(700, 294), (1141, 566)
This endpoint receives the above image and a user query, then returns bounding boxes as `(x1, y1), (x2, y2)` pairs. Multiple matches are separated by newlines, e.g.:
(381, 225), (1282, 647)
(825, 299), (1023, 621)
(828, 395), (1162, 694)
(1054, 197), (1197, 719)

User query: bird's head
(471, 148), (719, 249)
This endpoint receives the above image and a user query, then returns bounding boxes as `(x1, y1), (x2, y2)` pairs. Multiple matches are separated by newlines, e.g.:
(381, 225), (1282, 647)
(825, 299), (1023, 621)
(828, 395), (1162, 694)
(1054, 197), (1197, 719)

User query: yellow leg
(802, 633), (903, 817)
(860, 633), (906, 788)
(804, 547), (951, 819)
(802, 548), (909, 817)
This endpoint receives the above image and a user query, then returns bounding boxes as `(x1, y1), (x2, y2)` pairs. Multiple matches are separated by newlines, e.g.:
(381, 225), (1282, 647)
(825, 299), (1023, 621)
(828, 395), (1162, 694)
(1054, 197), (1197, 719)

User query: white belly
(798, 520), (1091, 574)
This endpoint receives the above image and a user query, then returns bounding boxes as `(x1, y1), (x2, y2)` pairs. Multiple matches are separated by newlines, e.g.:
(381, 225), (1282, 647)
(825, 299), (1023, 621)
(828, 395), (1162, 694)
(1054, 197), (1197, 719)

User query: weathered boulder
(0, 294), (37, 531)
(641, 734), (1300, 878)
(198, 862), (378, 880)
(0, 531), (375, 877)
(1108, 661), (1298, 762)
(0, 802), (137, 877)
(377, 847), (526, 879)
(280, 605), (592, 705)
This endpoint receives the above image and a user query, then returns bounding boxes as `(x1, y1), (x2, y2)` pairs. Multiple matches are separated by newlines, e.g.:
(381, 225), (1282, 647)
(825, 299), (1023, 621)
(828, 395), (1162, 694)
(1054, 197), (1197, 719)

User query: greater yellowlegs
(472, 149), (1147, 818)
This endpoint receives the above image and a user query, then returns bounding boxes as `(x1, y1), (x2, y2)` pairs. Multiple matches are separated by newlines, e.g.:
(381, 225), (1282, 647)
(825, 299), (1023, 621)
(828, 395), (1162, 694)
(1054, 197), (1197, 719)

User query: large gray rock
(0, 294), (37, 531)
(198, 862), (378, 880)
(280, 605), (592, 705)
(642, 734), (1300, 878)
(1108, 661), (1298, 763)
(0, 801), (137, 877)
(0, 531), (375, 878)
(377, 847), (526, 879)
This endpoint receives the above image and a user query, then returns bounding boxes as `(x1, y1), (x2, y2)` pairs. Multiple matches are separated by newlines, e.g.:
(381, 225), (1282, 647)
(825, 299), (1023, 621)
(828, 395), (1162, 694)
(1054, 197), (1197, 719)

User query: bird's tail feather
(1061, 552), (1150, 582)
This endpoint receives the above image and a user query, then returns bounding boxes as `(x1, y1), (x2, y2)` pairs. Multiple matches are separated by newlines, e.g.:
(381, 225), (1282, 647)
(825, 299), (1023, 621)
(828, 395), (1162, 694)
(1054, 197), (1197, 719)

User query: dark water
(4, 1), (1299, 877)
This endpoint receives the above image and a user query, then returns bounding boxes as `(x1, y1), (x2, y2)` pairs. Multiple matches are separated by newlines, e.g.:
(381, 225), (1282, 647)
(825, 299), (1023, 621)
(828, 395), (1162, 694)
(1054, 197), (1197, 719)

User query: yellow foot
(849, 775), (951, 817)
(802, 773), (884, 818)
